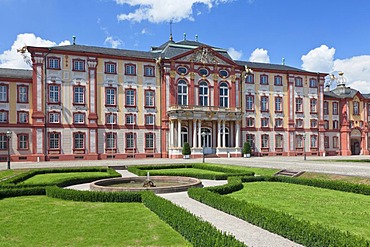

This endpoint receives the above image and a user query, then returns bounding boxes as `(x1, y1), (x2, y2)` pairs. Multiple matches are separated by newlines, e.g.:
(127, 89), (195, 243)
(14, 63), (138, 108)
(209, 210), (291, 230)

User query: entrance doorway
(200, 128), (213, 154)
(350, 139), (361, 155)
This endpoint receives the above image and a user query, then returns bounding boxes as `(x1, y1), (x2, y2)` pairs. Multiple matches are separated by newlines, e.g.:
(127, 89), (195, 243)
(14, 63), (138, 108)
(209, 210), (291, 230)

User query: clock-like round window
(177, 66), (188, 75)
(198, 68), (209, 76)
(219, 69), (229, 78)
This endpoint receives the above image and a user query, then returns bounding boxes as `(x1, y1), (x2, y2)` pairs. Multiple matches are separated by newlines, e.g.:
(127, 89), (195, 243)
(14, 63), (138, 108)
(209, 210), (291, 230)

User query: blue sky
(1, 0), (370, 92)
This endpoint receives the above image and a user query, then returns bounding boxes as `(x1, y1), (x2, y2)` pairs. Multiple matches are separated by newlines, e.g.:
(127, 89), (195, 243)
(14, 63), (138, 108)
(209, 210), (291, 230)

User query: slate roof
(236, 60), (310, 73)
(0, 68), (32, 80)
(324, 86), (370, 99)
(50, 44), (156, 59)
(37, 40), (316, 75)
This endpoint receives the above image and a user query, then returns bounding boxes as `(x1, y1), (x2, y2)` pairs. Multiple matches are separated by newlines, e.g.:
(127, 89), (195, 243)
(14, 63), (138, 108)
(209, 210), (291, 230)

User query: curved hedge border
(128, 163), (254, 180)
(0, 167), (121, 188)
(188, 176), (370, 247)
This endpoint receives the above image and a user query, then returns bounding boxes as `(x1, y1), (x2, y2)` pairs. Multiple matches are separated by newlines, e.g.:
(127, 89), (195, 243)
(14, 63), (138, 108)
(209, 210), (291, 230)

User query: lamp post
(6, 130), (11, 169)
(303, 133), (306, 161)
(201, 131), (206, 163)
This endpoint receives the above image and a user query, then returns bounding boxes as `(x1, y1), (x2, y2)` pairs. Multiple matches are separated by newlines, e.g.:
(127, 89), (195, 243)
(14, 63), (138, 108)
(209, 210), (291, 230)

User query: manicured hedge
(141, 191), (246, 247)
(128, 163), (254, 180)
(46, 186), (142, 202)
(188, 176), (370, 247)
(0, 167), (121, 188)
(0, 187), (46, 199)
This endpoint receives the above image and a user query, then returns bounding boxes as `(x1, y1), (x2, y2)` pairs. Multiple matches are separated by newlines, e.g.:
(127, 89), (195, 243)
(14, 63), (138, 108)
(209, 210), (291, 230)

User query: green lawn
(0, 196), (190, 247)
(236, 167), (278, 176)
(228, 182), (370, 240)
(301, 172), (370, 185)
(0, 169), (29, 181)
(19, 172), (111, 185)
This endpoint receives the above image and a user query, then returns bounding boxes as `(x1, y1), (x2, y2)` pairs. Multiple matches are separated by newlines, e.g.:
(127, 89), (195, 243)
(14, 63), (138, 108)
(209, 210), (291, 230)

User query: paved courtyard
(2, 155), (370, 177)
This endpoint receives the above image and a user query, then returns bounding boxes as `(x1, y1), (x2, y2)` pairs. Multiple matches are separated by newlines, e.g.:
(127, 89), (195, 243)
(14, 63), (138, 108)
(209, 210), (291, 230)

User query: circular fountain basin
(90, 176), (203, 193)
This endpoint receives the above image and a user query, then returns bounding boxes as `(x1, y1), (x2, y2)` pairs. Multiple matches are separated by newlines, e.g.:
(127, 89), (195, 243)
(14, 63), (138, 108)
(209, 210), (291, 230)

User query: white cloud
(249, 48), (270, 63)
(115, 0), (233, 23)
(0, 33), (70, 69)
(301, 45), (335, 73)
(227, 47), (242, 60)
(301, 45), (370, 93)
(104, 36), (123, 48)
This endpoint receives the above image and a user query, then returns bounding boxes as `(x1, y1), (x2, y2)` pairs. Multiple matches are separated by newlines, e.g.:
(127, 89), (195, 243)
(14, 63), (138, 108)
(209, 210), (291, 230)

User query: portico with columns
(167, 106), (242, 158)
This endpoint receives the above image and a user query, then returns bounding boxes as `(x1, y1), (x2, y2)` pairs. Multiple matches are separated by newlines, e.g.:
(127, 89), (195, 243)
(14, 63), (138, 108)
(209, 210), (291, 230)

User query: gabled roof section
(236, 60), (310, 73)
(0, 68), (32, 80)
(38, 44), (156, 59)
(330, 86), (359, 99)
(324, 91), (340, 98)
(151, 39), (233, 61)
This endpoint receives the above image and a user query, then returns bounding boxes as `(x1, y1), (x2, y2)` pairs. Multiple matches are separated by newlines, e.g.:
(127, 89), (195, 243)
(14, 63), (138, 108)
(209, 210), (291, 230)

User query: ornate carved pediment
(190, 48), (218, 64)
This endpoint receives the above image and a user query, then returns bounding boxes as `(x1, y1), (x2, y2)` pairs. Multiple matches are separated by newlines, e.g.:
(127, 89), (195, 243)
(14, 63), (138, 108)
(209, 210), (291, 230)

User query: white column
(178, 119), (182, 147)
(222, 120), (226, 148)
(193, 120), (197, 148)
(235, 121), (240, 148)
(198, 120), (202, 148)
(169, 120), (174, 148)
(217, 120), (221, 148)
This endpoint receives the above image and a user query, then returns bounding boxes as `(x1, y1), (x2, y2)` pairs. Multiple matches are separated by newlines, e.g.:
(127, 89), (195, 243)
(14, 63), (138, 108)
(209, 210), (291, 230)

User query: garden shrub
(0, 187), (46, 199)
(46, 186), (142, 202)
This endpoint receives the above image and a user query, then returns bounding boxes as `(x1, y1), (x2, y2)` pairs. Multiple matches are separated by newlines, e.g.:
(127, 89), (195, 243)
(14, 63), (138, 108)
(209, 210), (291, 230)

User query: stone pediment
(175, 47), (231, 66)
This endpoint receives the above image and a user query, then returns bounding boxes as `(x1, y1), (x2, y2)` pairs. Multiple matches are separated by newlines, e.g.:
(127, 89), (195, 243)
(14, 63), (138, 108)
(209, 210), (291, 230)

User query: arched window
(177, 80), (188, 105)
(219, 82), (229, 107)
(199, 81), (208, 106)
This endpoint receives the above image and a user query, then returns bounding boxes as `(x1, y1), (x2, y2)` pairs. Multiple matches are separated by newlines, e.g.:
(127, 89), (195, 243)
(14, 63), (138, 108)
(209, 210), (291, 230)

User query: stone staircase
(274, 169), (305, 177)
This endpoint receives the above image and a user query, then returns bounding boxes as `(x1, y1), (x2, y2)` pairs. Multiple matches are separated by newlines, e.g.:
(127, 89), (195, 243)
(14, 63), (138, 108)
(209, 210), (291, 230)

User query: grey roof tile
(236, 60), (310, 73)
(0, 68), (32, 80)
(51, 44), (156, 59)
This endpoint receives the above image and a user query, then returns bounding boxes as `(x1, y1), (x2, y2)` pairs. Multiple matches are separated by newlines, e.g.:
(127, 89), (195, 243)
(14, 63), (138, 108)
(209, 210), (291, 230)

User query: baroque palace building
(0, 37), (369, 162)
